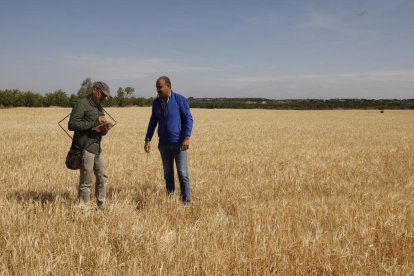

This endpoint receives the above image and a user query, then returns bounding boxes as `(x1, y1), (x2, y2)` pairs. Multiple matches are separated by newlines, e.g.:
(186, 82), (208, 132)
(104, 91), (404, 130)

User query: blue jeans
(158, 142), (191, 203)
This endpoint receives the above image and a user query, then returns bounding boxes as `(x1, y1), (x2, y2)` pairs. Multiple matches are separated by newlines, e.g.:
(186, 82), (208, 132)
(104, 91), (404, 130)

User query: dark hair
(157, 76), (171, 87)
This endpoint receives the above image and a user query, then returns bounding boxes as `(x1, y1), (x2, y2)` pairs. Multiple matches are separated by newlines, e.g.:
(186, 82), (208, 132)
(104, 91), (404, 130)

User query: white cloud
(348, 70), (414, 82)
(296, 11), (376, 36)
(60, 55), (224, 80)
(222, 70), (414, 99)
(226, 70), (414, 83)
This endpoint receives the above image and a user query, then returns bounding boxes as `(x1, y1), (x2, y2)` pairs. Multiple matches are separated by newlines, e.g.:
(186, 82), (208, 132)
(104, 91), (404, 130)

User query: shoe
(182, 201), (191, 207)
(97, 203), (108, 211)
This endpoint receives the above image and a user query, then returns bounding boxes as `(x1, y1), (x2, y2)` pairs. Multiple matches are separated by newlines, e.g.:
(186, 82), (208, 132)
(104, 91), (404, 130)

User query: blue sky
(0, 0), (413, 99)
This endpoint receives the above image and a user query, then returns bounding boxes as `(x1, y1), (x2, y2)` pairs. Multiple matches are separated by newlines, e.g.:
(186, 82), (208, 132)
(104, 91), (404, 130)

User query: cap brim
(102, 91), (112, 98)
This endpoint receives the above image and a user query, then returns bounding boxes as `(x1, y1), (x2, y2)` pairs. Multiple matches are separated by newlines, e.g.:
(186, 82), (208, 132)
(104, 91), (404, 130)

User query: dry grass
(0, 107), (413, 275)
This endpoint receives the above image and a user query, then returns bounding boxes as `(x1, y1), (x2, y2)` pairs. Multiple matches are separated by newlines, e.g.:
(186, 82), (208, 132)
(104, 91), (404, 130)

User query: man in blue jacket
(144, 76), (193, 204)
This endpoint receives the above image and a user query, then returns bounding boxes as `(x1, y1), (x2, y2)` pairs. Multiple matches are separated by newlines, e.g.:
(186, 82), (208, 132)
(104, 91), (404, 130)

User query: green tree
(0, 89), (19, 107)
(22, 91), (44, 107)
(0, 89), (25, 107)
(78, 78), (92, 97)
(117, 87), (125, 98)
(44, 90), (70, 107)
(125, 87), (135, 98)
(133, 97), (145, 106)
(116, 87), (127, 107)
(69, 94), (79, 107)
(103, 97), (115, 107)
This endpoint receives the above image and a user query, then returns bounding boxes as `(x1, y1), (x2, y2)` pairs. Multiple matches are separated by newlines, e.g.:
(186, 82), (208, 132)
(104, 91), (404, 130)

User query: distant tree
(145, 97), (154, 106)
(0, 89), (22, 107)
(78, 78), (92, 97)
(44, 90), (70, 107)
(103, 97), (115, 107)
(69, 94), (79, 107)
(117, 87), (125, 98)
(22, 91), (44, 107)
(133, 97), (146, 106)
(1, 90), (11, 107)
(125, 87), (135, 98)
(116, 87), (127, 107)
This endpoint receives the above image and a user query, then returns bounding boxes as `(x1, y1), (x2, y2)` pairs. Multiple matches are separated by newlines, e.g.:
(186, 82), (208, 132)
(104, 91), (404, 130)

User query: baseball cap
(93, 81), (112, 98)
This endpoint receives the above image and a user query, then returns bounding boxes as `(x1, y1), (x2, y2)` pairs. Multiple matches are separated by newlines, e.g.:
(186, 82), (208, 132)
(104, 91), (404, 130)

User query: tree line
(0, 78), (153, 108)
(1, 78), (413, 109)
(188, 98), (414, 110)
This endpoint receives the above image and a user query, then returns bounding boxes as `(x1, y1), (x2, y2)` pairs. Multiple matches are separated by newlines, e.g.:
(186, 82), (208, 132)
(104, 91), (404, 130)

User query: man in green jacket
(68, 81), (112, 209)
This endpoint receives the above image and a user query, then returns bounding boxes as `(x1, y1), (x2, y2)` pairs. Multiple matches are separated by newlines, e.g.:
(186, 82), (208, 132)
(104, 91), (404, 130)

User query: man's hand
(96, 116), (107, 125)
(181, 137), (190, 151)
(94, 117), (113, 135)
(100, 123), (110, 135)
(144, 141), (151, 153)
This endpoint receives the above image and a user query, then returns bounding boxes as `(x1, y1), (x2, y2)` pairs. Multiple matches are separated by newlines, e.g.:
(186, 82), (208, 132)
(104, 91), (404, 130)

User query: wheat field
(0, 107), (413, 275)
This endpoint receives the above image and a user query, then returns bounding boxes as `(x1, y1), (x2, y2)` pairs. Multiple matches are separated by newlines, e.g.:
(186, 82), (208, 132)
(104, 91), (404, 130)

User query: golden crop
(0, 108), (413, 274)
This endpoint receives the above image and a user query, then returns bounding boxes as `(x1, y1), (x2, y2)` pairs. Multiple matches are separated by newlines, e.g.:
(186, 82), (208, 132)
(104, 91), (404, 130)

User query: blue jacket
(145, 91), (193, 144)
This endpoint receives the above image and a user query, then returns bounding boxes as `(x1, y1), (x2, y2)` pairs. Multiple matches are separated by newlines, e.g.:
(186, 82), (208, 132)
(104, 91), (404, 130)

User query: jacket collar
(158, 90), (173, 103)
(87, 95), (99, 107)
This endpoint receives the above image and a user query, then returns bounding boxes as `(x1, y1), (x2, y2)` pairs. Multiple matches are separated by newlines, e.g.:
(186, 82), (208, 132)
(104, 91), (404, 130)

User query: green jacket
(68, 96), (105, 155)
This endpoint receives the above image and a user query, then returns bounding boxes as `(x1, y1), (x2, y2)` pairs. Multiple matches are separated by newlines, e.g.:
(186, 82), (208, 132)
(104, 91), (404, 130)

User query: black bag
(65, 148), (82, 170)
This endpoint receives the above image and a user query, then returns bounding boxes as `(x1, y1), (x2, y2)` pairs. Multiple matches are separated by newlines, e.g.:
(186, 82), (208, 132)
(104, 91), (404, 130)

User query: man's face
(156, 79), (171, 100)
(91, 87), (107, 104)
